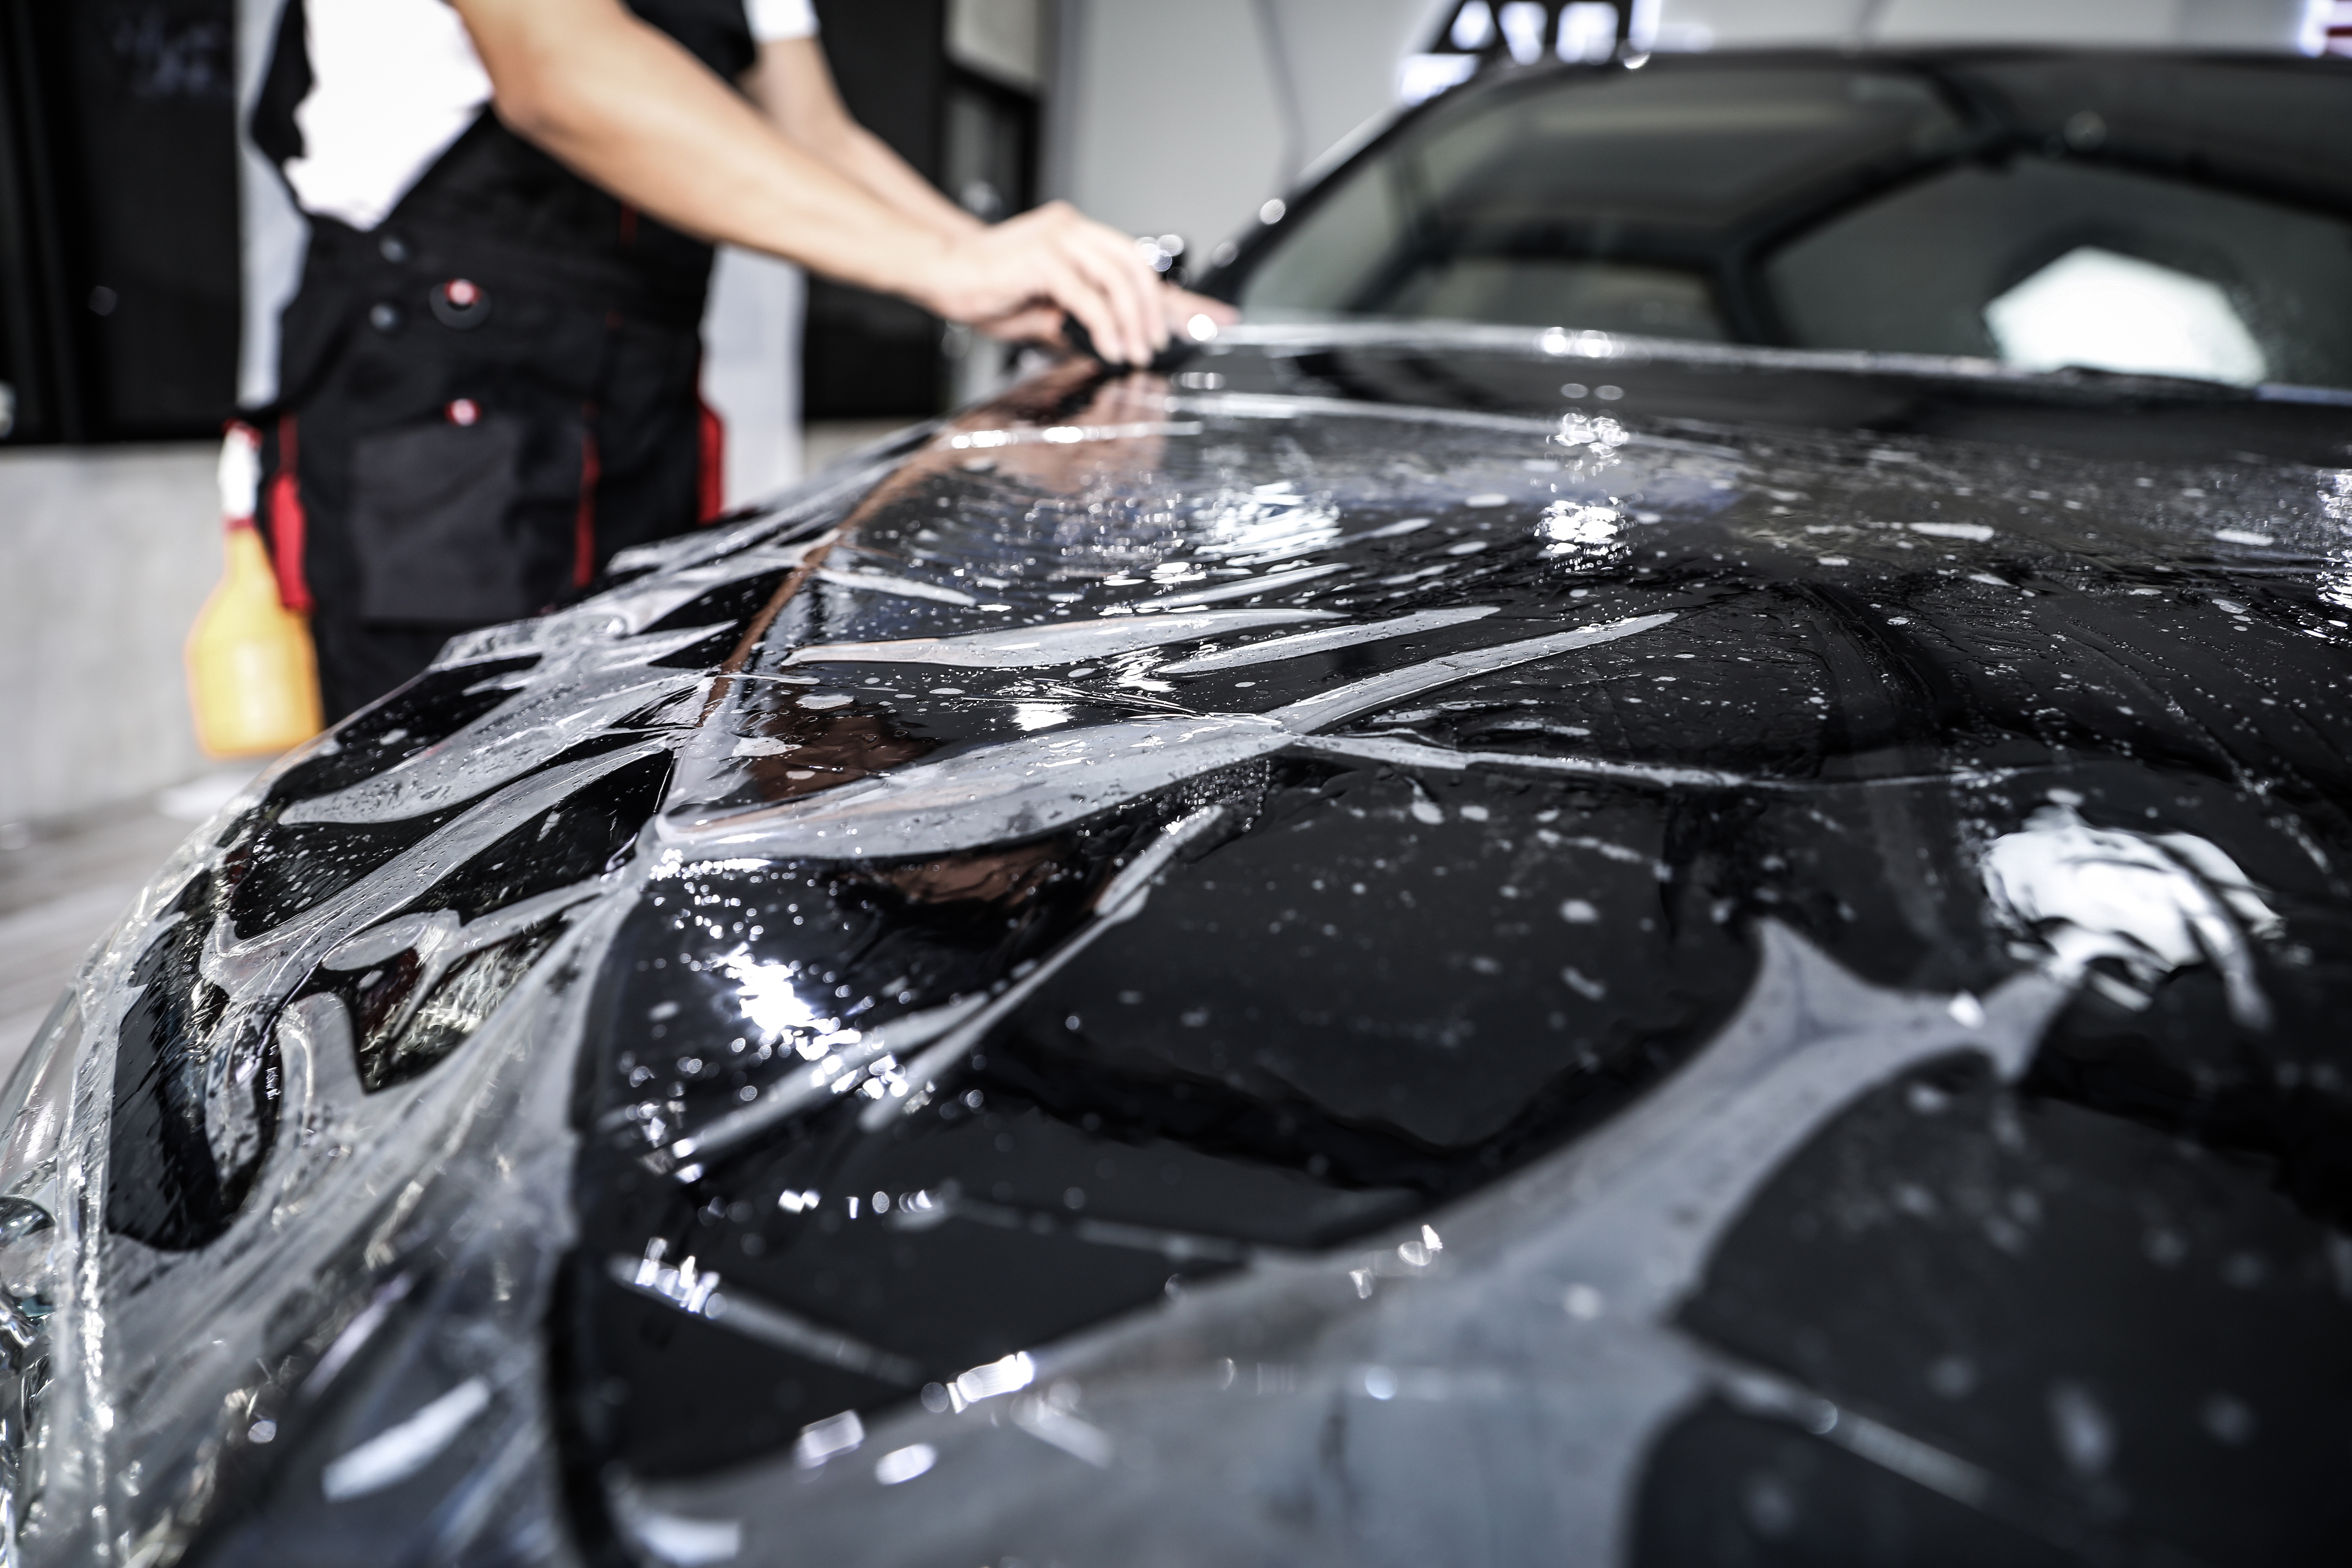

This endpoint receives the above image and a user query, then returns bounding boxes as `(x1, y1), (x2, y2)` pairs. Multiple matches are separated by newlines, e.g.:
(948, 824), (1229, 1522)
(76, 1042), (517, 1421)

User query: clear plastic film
(9, 350), (2350, 1566)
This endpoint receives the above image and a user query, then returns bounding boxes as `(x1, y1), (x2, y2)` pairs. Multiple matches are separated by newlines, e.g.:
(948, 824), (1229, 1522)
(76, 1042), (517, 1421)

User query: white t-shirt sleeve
(747, 0), (820, 41)
(283, 0), (494, 231)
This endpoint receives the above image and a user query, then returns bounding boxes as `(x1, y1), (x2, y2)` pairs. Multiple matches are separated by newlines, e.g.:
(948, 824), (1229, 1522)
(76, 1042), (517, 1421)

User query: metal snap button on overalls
(430, 278), (491, 330)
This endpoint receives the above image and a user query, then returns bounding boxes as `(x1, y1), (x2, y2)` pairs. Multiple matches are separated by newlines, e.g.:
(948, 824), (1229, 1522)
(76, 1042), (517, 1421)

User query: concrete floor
(0, 777), (239, 1083)
(0, 767), (263, 1080)
(800, 417), (920, 475)
(0, 443), (221, 827)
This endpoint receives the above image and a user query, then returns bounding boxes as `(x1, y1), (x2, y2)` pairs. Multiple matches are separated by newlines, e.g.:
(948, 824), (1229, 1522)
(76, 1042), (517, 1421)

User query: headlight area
(0, 994), (83, 1537)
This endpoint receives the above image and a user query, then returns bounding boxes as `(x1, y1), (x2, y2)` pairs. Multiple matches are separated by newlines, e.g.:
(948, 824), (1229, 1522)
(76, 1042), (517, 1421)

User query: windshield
(1231, 55), (2352, 390)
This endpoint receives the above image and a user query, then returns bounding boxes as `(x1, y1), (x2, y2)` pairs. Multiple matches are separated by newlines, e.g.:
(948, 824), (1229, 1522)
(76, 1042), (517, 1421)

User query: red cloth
(268, 414), (314, 614)
(698, 397), (726, 524)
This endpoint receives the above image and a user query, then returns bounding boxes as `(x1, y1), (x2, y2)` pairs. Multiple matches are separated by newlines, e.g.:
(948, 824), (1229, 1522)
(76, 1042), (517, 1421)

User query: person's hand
(974, 283), (1238, 360)
(1158, 285), (1240, 346)
(918, 202), (1205, 366)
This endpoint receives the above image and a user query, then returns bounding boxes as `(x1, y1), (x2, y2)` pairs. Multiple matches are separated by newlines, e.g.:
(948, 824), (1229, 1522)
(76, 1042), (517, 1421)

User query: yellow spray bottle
(185, 423), (322, 757)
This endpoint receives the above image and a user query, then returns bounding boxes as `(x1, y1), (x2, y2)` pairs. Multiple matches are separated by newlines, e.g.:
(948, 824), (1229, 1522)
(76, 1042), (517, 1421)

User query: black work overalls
(250, 0), (754, 720)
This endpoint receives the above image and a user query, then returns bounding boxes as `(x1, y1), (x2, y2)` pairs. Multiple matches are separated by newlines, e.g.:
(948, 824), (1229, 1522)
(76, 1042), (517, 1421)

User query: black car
(5, 46), (2350, 1568)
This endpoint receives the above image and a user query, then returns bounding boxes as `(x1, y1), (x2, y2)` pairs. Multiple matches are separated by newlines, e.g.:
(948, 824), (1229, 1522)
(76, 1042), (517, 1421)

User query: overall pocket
(349, 417), (535, 625)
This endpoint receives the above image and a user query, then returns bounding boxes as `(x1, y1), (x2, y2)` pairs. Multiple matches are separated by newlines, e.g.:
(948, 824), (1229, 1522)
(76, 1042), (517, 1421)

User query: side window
(1236, 162), (1403, 322)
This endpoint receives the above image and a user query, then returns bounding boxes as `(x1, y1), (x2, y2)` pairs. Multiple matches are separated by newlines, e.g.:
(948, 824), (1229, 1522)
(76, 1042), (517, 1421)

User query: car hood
(6, 345), (2351, 1565)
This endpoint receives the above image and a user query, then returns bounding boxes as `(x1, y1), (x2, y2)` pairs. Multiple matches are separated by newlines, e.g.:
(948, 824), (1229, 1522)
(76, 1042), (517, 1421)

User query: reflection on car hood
(1193, 319), (2352, 469)
(6, 351), (2351, 1566)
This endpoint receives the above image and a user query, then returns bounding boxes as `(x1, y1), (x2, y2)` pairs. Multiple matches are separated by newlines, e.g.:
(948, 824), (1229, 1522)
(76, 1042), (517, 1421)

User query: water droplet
(1741, 1473), (1798, 1538)
(875, 1443), (936, 1485)
(2201, 1393), (2256, 1446)
(1561, 967), (1606, 1001)
(2048, 1381), (2114, 1476)
(1927, 1356), (1977, 1399)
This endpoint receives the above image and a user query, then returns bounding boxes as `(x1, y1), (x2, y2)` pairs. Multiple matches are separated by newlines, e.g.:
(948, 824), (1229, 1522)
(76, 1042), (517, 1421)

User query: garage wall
(1049, 0), (1443, 264)
(704, 248), (807, 507)
(0, 444), (217, 826)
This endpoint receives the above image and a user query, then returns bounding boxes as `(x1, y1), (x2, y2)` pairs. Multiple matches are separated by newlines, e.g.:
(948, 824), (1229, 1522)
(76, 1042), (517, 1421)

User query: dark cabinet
(0, 0), (242, 444)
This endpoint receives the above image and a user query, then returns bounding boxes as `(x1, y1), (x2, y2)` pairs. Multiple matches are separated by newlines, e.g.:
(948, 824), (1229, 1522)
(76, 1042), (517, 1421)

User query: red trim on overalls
(268, 414), (314, 613)
(698, 397), (726, 523)
(573, 415), (602, 589)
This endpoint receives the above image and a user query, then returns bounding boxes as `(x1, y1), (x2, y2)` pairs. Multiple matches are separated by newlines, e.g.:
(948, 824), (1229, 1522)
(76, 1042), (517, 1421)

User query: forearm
(454, 0), (949, 301)
(815, 121), (979, 240)
(742, 39), (975, 241)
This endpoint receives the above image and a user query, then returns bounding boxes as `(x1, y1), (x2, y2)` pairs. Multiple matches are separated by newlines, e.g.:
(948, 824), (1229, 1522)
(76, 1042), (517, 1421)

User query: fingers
(1030, 201), (1164, 364)
(972, 304), (1065, 345)
(923, 201), (1175, 365)
(1094, 222), (1169, 358)
(964, 206), (1121, 361)
(1033, 243), (1133, 365)
(1056, 223), (1159, 364)
(1162, 285), (1239, 343)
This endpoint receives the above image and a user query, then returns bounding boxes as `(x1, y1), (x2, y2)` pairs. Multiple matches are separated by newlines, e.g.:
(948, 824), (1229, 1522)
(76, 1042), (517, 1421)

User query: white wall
(1257, 0), (1456, 179)
(0, 447), (218, 826)
(1051, 0), (1441, 263)
(703, 248), (806, 507)
(1051, 0), (1286, 256)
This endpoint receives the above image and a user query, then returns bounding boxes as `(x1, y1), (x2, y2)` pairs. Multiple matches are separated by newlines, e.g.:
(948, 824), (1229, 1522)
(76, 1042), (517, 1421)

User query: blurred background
(0, 0), (2343, 1053)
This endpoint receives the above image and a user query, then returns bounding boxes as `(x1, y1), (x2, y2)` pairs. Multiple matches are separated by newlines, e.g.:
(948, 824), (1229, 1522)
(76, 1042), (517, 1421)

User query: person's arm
(743, 37), (974, 242)
(741, 33), (1237, 349)
(453, 0), (1168, 362)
